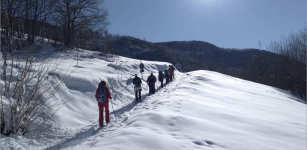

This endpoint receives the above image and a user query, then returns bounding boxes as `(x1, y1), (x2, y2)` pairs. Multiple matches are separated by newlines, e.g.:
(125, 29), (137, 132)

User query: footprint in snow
(192, 140), (215, 147)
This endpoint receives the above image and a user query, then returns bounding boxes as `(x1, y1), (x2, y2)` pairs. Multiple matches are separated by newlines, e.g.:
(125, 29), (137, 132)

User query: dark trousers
(98, 102), (109, 125)
(149, 84), (155, 94)
(160, 80), (163, 88)
(170, 75), (173, 81)
(135, 90), (141, 101)
(166, 77), (169, 83)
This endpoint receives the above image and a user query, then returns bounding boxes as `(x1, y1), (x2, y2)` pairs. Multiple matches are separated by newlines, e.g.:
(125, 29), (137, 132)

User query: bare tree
(1, 32), (70, 136)
(1, 0), (70, 136)
(267, 26), (306, 63)
(265, 26), (306, 100)
(1, 47), (70, 136)
(53, 0), (109, 46)
(102, 44), (112, 61)
(1, 0), (56, 43)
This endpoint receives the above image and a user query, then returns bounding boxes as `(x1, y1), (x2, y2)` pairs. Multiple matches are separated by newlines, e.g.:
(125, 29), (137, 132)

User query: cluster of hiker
(95, 63), (175, 127)
(133, 64), (175, 102)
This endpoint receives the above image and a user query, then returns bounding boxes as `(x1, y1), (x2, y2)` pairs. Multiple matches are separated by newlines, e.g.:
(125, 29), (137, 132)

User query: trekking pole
(110, 98), (118, 122)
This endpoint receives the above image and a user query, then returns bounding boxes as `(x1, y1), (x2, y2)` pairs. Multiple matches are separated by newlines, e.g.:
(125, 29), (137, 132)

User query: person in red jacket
(168, 65), (174, 81)
(95, 81), (112, 127)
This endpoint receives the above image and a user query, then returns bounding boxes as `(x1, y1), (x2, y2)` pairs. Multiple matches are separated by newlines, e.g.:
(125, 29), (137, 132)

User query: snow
(1, 43), (306, 150)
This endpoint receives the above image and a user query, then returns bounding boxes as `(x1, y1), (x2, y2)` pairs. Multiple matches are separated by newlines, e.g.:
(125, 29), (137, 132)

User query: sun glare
(193, 0), (223, 6)
(190, 0), (225, 12)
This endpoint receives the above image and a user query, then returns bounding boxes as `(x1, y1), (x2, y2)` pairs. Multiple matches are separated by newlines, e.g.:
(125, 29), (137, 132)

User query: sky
(103, 0), (306, 49)
(1, 44), (306, 150)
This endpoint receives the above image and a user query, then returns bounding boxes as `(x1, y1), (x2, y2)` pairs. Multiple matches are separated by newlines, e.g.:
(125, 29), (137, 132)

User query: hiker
(146, 73), (157, 94)
(95, 81), (112, 127)
(140, 61), (144, 73)
(170, 65), (175, 79)
(133, 74), (142, 102)
(164, 69), (169, 83)
(168, 65), (173, 81)
(158, 71), (164, 88)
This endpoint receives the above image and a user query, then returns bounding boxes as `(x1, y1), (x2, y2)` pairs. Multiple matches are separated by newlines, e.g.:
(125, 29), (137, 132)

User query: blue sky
(103, 0), (306, 49)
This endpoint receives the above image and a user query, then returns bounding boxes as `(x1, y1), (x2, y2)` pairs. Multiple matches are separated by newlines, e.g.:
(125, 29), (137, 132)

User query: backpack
(168, 69), (171, 76)
(97, 87), (106, 102)
(134, 77), (142, 87)
(158, 71), (164, 81)
(164, 70), (169, 77)
(140, 63), (144, 69)
(148, 75), (155, 85)
(171, 65), (175, 71)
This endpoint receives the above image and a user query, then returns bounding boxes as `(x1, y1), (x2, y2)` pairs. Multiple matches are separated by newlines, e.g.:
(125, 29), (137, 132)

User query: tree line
(1, 0), (108, 47)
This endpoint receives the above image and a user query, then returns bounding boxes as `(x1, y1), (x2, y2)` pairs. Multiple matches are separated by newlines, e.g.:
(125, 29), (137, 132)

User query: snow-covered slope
(1, 45), (306, 150)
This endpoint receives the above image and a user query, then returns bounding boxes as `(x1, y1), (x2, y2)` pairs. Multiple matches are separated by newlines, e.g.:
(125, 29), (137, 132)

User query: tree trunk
(31, 0), (39, 44)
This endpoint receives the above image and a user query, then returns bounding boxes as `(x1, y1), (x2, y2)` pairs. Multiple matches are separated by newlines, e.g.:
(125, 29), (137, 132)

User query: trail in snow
(44, 71), (187, 150)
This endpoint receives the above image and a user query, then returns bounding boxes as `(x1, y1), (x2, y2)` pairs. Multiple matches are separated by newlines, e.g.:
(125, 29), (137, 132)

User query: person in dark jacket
(146, 73), (157, 94)
(164, 69), (169, 83)
(139, 61), (144, 73)
(133, 74), (142, 102)
(158, 71), (164, 88)
(95, 81), (112, 127)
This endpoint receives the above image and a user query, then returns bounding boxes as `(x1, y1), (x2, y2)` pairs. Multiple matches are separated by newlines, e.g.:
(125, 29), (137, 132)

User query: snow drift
(1, 44), (306, 150)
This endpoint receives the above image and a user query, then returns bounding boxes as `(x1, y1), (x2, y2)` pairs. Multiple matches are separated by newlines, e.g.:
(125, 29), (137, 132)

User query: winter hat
(100, 81), (106, 86)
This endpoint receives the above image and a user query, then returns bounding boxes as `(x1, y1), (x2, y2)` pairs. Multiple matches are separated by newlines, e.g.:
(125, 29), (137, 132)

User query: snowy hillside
(1, 44), (306, 150)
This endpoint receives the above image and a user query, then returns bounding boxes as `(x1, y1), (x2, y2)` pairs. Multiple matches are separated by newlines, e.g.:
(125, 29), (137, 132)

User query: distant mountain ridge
(107, 36), (279, 71)
(157, 40), (277, 68)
